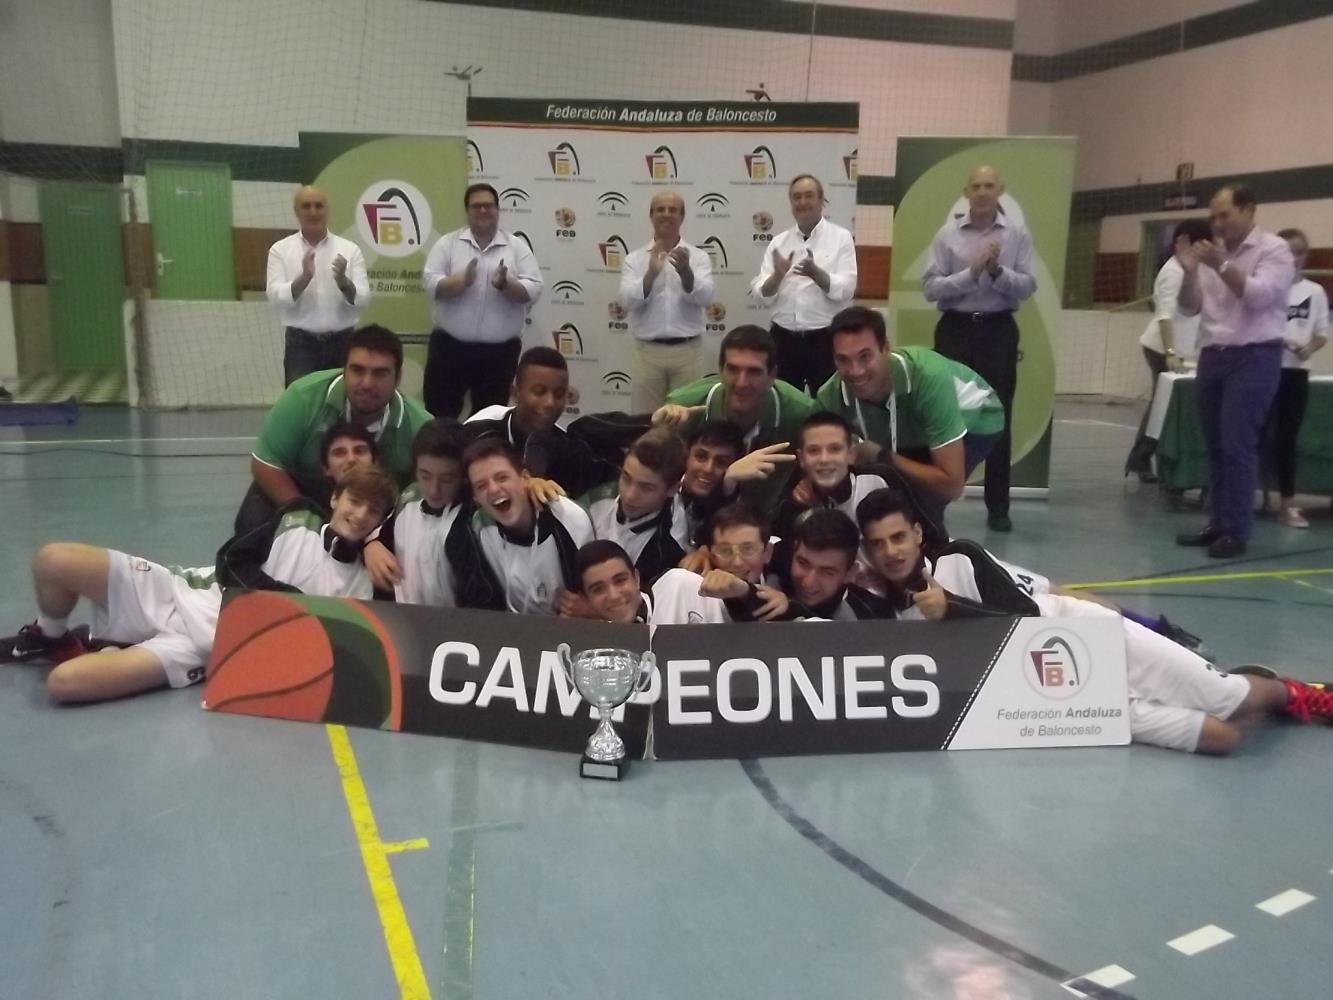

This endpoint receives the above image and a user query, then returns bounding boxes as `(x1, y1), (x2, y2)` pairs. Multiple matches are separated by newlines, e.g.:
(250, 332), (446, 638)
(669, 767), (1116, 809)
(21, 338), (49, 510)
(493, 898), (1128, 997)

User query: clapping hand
(491, 260), (509, 290)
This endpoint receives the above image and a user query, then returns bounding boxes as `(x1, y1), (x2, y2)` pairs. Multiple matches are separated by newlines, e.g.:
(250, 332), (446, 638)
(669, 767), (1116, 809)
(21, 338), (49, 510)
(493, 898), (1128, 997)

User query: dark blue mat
(0, 397), (80, 426)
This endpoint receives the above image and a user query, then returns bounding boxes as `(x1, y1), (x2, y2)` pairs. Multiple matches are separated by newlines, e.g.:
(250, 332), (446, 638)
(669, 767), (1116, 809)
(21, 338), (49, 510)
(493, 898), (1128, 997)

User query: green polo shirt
(815, 346), (1002, 453)
(666, 374), (815, 514)
(252, 368), (431, 487)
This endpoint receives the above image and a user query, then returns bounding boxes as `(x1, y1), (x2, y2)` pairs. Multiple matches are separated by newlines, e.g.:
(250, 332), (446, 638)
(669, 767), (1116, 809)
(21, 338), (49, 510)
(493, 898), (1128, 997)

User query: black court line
(739, 758), (1138, 999)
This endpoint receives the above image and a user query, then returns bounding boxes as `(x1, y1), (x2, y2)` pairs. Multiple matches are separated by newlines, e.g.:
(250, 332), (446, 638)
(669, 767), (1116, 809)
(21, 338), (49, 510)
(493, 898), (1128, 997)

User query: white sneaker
(1279, 507), (1310, 529)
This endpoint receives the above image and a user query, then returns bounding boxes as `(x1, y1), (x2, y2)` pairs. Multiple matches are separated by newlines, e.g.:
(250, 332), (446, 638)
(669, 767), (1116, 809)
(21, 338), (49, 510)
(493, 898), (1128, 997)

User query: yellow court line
(1066, 567), (1333, 590)
(384, 838), (431, 854)
(326, 724), (431, 1000)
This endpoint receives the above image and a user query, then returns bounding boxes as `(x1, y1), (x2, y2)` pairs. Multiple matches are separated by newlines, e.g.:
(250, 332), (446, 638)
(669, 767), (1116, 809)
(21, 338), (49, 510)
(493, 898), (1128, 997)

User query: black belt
(943, 310), (1013, 324)
(286, 326), (352, 337)
(773, 322), (831, 337)
(1201, 340), (1283, 352)
(645, 336), (700, 346)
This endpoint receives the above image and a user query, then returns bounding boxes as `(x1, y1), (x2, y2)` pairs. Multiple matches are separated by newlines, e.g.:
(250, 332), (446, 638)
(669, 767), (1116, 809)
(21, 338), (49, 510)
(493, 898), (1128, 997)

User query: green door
(146, 161), (235, 300)
(39, 184), (127, 370)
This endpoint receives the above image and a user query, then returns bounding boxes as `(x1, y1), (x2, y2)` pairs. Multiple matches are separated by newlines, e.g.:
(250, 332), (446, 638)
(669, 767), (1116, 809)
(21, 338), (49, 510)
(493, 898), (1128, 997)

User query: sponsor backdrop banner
(889, 137), (1077, 491)
(204, 593), (1129, 759)
(301, 132), (469, 394)
(466, 98), (859, 415)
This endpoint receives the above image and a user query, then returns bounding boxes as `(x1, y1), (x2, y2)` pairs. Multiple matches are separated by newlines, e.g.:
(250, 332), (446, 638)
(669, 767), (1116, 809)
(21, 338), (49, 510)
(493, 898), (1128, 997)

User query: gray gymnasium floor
(2, 400), (1330, 1000)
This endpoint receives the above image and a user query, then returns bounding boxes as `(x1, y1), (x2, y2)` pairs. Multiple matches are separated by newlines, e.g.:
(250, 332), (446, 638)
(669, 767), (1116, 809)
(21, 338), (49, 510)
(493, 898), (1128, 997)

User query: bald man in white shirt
(266, 185), (370, 385)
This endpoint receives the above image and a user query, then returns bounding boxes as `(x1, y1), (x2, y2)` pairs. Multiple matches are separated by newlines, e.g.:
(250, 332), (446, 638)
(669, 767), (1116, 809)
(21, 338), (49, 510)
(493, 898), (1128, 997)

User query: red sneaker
(0, 623), (88, 664)
(1282, 679), (1333, 723)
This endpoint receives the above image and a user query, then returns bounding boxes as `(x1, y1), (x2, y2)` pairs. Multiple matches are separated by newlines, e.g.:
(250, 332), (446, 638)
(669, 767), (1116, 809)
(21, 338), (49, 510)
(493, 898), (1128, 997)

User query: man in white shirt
(421, 183), (544, 418)
(618, 190), (715, 412)
(1273, 227), (1329, 528)
(1125, 218), (1211, 482)
(266, 185), (371, 385)
(749, 174), (857, 394)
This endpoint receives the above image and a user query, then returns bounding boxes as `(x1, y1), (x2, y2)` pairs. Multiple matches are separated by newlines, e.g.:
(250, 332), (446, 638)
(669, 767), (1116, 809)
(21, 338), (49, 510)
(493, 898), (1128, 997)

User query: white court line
(0, 435), (252, 447)
(1054, 419), (1139, 432)
(1256, 889), (1315, 916)
(1062, 964), (1136, 996)
(1167, 924), (1234, 956)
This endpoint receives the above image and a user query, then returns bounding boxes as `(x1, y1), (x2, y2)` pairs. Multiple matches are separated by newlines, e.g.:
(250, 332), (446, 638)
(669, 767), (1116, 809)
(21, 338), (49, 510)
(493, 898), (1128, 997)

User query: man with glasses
(421, 183), (544, 418)
(266, 185), (371, 385)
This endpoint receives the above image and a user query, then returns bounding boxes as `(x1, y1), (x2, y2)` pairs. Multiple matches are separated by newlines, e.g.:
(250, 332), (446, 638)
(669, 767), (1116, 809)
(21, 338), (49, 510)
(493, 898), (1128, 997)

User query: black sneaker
(0, 623), (89, 664)
(1158, 616), (1213, 662)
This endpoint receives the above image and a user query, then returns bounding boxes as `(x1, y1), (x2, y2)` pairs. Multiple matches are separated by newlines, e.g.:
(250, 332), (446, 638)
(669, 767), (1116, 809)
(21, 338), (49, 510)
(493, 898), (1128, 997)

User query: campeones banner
(465, 97), (859, 415)
(203, 594), (1130, 758)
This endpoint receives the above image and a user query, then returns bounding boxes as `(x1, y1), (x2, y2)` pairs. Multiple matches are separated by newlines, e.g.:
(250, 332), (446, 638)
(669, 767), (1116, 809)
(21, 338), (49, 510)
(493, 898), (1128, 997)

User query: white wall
(108, 0), (1015, 236)
(0, 0), (121, 146)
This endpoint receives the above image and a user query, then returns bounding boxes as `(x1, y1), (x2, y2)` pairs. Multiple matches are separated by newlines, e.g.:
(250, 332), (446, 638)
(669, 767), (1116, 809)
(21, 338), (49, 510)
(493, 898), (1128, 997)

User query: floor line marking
(1062, 964), (1136, 997)
(0, 435), (253, 447)
(738, 760), (1138, 998)
(1067, 567), (1333, 590)
(326, 724), (431, 1000)
(383, 838), (431, 854)
(1256, 889), (1315, 916)
(1166, 924), (1234, 956)
(1054, 419), (1139, 432)
(1290, 577), (1333, 598)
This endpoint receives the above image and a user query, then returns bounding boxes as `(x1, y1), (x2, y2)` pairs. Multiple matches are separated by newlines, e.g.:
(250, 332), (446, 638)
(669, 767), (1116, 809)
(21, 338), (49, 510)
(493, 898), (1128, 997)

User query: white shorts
(1036, 593), (1250, 752)
(92, 551), (216, 689)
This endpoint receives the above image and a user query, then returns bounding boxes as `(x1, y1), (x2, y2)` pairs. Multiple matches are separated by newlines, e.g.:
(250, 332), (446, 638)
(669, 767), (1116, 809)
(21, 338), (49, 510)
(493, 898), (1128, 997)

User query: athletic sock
(1118, 607), (1159, 631)
(35, 613), (69, 637)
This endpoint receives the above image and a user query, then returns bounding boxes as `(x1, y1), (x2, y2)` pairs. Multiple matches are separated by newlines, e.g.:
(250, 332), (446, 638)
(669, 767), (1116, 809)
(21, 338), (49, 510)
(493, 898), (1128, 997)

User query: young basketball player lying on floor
(854, 486), (1332, 754)
(0, 465), (397, 704)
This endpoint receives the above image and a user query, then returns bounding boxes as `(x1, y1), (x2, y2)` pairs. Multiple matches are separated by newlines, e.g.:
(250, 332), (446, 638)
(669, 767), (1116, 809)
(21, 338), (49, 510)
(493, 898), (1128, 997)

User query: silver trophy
(557, 643), (655, 780)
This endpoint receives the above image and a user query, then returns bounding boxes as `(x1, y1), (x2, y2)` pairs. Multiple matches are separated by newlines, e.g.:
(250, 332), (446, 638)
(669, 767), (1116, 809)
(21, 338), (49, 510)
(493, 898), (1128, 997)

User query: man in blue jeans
(1176, 185), (1294, 558)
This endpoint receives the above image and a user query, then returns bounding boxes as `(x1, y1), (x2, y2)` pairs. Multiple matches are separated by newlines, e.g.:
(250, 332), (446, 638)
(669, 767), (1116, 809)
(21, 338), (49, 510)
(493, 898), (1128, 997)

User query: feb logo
(744, 145), (777, 181)
(645, 145), (678, 181)
(700, 236), (729, 271)
(1023, 629), (1091, 701)
(598, 235), (629, 269)
(552, 324), (584, 357)
(607, 301), (628, 329)
(705, 302), (727, 332)
(357, 180), (431, 259)
(548, 142), (581, 177)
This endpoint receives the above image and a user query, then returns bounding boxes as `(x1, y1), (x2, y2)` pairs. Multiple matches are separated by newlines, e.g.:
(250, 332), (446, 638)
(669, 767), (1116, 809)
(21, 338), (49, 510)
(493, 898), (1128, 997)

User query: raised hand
(771, 246), (794, 277)
(331, 254), (348, 280)
(723, 442), (797, 484)
(463, 257), (480, 286)
(301, 248), (317, 279)
(910, 567), (947, 621)
(651, 403), (707, 429)
(491, 259), (509, 290)
(668, 246), (691, 277)
(699, 569), (750, 600)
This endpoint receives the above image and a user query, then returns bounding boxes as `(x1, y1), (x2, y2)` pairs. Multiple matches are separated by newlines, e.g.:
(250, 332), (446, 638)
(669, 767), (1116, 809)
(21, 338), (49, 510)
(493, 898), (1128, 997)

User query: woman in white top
(1271, 228), (1329, 528)
(1125, 218), (1213, 482)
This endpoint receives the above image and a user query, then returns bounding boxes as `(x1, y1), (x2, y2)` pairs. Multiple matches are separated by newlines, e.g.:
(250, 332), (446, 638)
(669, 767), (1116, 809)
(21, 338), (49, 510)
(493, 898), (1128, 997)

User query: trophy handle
(556, 642), (575, 688)
(634, 650), (656, 694)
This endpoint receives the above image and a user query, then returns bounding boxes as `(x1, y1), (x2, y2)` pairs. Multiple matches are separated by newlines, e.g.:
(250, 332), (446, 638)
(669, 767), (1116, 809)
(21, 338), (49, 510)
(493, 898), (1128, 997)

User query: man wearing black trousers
(923, 165), (1036, 532)
(420, 183), (544, 418)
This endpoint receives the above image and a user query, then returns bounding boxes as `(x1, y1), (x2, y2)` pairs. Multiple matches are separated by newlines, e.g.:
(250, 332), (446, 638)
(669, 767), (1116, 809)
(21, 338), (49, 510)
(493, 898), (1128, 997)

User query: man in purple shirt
(1176, 185), (1294, 558)
(923, 165), (1037, 532)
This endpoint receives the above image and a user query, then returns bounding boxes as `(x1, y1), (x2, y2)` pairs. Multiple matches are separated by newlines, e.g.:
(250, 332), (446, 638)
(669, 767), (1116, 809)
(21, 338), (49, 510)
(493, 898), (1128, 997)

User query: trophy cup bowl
(557, 644), (655, 780)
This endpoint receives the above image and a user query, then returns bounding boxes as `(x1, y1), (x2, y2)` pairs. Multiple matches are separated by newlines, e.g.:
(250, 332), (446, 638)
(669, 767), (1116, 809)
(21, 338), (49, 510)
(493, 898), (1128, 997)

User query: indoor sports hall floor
(2, 400), (1330, 1000)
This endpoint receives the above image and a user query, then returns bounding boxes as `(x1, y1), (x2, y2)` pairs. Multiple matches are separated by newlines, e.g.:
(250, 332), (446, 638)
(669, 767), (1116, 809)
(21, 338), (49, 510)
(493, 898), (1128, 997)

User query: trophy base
(580, 754), (630, 781)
